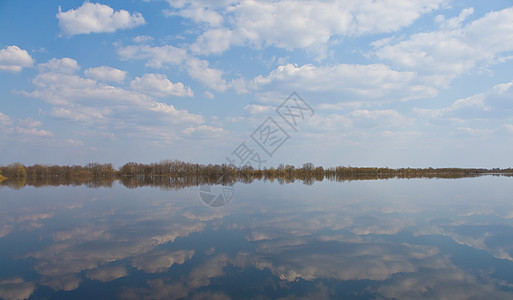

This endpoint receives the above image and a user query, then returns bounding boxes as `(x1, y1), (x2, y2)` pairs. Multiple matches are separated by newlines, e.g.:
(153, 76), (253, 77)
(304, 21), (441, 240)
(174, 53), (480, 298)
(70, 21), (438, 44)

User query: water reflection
(1, 177), (513, 299)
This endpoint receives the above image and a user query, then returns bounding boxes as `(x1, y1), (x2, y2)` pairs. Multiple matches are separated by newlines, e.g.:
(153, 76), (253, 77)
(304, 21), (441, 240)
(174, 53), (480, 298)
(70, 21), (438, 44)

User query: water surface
(1, 176), (513, 299)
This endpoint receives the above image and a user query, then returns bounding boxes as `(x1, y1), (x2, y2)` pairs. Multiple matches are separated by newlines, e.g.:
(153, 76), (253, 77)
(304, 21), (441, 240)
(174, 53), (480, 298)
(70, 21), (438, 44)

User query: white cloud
(38, 58), (80, 74)
(174, 0), (446, 55)
(227, 1), (347, 50)
(190, 28), (240, 55)
(318, 102), (368, 111)
(242, 63), (437, 101)
(410, 79), (513, 142)
(182, 125), (226, 136)
(28, 72), (113, 106)
(18, 118), (42, 128)
(0, 114), (54, 140)
(456, 127), (495, 137)
(84, 66), (127, 82)
(466, 7), (513, 55)
(306, 114), (352, 132)
(0, 112), (13, 126)
(118, 45), (228, 91)
(351, 0), (446, 35)
(57, 2), (145, 36)
(414, 79), (513, 123)
(132, 35), (154, 43)
(0, 45), (34, 72)
(165, 5), (224, 27)
(50, 106), (110, 124)
(350, 109), (413, 128)
(243, 104), (273, 115)
(148, 103), (204, 123)
(435, 7), (474, 30)
(130, 74), (193, 97)
(305, 109), (411, 133)
(16, 127), (54, 137)
(22, 62), (205, 143)
(65, 139), (84, 146)
(373, 7), (513, 84)
(381, 130), (422, 138)
(203, 91), (214, 99)
(118, 45), (188, 68)
(185, 58), (227, 91)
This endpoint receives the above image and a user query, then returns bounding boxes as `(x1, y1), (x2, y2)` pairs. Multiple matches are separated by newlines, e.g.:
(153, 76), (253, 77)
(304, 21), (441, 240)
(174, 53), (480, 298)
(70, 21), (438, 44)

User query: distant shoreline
(1, 161), (511, 189)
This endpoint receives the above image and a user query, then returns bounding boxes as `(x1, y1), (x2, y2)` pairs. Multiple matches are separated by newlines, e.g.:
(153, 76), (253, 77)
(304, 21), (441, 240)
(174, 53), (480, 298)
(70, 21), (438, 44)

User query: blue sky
(1, 0), (513, 168)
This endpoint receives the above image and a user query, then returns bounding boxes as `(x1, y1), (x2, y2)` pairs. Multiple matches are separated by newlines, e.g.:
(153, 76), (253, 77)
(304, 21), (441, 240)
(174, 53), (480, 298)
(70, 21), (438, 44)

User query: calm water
(1, 176), (513, 299)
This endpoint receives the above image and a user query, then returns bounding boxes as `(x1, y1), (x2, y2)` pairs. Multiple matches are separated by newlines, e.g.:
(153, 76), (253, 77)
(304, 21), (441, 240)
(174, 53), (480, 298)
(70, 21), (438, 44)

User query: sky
(1, 0), (513, 168)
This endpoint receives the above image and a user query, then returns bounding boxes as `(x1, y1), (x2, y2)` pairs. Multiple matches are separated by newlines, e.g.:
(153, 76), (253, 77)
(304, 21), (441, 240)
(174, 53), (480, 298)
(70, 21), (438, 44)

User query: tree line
(0, 161), (511, 189)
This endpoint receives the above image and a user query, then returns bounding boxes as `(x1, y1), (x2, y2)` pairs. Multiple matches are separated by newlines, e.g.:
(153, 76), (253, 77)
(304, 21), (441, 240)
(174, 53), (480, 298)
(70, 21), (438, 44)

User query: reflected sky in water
(1, 177), (513, 299)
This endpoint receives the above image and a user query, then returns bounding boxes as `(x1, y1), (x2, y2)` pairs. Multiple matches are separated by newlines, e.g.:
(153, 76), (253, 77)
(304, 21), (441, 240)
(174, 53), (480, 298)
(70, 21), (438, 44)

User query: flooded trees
(0, 161), (509, 188)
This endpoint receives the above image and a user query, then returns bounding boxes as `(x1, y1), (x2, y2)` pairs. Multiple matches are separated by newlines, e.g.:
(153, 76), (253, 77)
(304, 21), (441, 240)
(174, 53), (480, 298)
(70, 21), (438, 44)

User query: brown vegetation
(0, 161), (511, 189)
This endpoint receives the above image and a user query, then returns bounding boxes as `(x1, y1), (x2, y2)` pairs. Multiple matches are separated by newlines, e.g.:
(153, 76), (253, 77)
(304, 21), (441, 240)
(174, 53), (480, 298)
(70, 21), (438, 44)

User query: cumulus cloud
(414, 79), (513, 127)
(49, 106), (110, 124)
(174, 0), (446, 55)
(243, 104), (273, 115)
(190, 28), (241, 55)
(132, 35), (154, 43)
(118, 45), (228, 91)
(0, 114), (54, 139)
(57, 2), (145, 36)
(0, 45), (34, 72)
(21, 57), (206, 145)
(373, 7), (513, 85)
(25, 67), (202, 124)
(185, 58), (227, 91)
(182, 125), (226, 136)
(165, 4), (224, 27)
(38, 58), (80, 74)
(118, 45), (188, 68)
(239, 63), (437, 101)
(16, 127), (54, 138)
(130, 74), (193, 97)
(84, 66), (127, 82)
(28, 72), (120, 106)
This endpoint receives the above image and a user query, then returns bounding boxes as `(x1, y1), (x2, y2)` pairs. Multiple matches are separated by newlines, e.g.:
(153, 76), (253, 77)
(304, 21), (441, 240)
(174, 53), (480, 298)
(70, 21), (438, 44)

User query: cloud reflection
(0, 278), (35, 300)
(131, 249), (194, 274)
(86, 265), (128, 282)
(2, 179), (513, 298)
